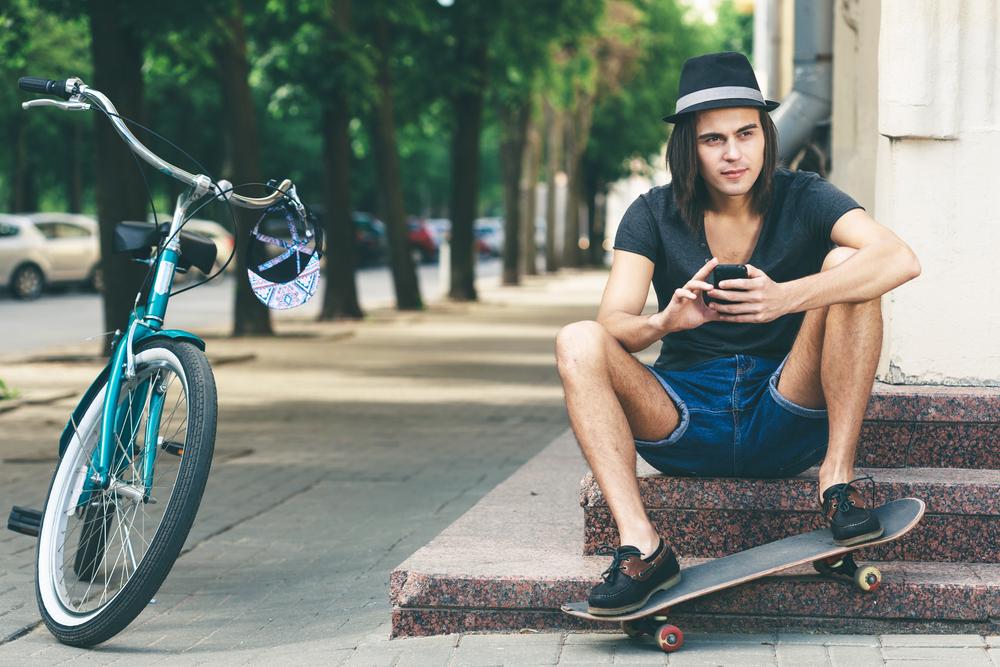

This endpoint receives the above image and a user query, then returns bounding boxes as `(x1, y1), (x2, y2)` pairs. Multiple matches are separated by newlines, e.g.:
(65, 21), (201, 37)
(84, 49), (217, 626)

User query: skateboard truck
(812, 552), (882, 591)
(621, 615), (684, 652)
(7, 505), (42, 538)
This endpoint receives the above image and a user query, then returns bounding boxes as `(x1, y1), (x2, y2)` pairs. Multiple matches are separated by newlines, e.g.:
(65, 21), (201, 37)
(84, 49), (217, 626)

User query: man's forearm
(598, 311), (675, 353)
(785, 241), (921, 313)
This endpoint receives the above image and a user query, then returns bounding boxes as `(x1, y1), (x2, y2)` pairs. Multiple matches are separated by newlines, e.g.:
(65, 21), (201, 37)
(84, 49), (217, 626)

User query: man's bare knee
(555, 320), (612, 381)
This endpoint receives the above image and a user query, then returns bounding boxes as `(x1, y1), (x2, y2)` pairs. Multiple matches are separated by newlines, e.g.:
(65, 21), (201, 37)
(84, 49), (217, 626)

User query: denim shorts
(636, 354), (829, 479)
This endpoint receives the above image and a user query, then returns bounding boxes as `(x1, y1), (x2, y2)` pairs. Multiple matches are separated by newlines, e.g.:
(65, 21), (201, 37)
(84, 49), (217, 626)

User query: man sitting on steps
(554, 52), (922, 617)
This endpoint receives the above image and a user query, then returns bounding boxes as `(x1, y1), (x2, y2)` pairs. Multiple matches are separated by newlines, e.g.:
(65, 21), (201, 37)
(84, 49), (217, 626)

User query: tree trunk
(499, 98), (529, 286)
(11, 113), (40, 213)
(587, 178), (604, 266)
(67, 123), (83, 213)
(11, 114), (26, 212)
(448, 43), (487, 302)
(319, 102), (363, 319)
(520, 108), (541, 276)
(214, 1), (272, 336)
(7, 114), (16, 212)
(318, 0), (363, 320)
(562, 119), (579, 269)
(543, 98), (562, 273)
(88, 0), (149, 355)
(371, 11), (422, 310)
(561, 91), (596, 270)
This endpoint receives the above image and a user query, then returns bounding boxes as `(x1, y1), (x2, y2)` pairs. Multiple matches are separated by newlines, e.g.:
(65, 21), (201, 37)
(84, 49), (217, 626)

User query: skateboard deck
(563, 497), (925, 626)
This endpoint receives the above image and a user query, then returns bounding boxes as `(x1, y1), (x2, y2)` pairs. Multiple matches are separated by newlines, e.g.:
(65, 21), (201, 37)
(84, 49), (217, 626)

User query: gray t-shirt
(614, 168), (862, 371)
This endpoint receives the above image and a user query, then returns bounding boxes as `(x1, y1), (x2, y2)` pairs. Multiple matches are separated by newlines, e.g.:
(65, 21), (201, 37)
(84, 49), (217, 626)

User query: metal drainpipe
(772, 0), (834, 164)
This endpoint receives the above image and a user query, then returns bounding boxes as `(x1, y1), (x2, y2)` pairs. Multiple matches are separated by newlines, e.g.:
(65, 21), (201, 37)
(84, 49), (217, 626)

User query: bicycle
(6, 76), (299, 647)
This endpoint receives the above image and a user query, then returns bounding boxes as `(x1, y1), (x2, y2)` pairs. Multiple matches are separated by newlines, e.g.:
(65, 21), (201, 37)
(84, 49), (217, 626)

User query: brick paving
(0, 269), (994, 664)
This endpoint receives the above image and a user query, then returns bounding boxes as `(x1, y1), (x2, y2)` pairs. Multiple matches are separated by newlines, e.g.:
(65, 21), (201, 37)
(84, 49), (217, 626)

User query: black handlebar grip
(18, 77), (73, 100)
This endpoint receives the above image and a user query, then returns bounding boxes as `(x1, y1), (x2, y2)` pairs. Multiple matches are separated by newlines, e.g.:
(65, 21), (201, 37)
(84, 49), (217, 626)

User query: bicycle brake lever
(21, 99), (91, 111)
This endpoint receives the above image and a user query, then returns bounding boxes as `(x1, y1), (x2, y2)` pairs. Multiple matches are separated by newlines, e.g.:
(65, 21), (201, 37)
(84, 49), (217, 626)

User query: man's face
(694, 106), (765, 202)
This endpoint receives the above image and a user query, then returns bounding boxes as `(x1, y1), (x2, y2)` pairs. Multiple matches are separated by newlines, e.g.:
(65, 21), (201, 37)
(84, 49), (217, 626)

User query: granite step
(858, 384), (998, 468)
(581, 466), (1000, 562)
(392, 559), (1000, 637)
(389, 431), (1000, 638)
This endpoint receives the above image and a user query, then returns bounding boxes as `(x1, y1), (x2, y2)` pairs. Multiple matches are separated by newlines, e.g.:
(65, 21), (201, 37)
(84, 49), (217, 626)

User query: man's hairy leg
(777, 247), (883, 501)
(555, 320), (680, 557)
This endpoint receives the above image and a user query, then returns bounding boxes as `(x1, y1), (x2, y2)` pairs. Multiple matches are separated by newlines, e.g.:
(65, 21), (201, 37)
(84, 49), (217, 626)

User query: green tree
(362, 0), (425, 310)
(490, 0), (602, 285)
(581, 0), (712, 264)
(88, 0), (152, 352)
(426, 1), (496, 301)
(259, 0), (369, 320)
(716, 0), (754, 56)
(212, 0), (275, 335)
(0, 2), (92, 214)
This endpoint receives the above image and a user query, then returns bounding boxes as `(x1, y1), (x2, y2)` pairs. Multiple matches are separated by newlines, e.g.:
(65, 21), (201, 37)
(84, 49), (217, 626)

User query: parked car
(0, 213), (101, 299)
(419, 218), (504, 258)
(474, 217), (504, 257)
(407, 217), (438, 263)
(352, 212), (387, 266)
(177, 219), (235, 275)
(425, 218), (451, 248)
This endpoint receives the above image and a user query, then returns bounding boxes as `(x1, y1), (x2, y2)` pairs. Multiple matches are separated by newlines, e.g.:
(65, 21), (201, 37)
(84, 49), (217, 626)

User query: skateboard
(562, 497), (925, 653)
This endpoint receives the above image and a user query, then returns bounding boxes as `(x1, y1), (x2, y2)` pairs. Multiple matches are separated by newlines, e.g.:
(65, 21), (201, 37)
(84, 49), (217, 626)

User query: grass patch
(0, 378), (20, 400)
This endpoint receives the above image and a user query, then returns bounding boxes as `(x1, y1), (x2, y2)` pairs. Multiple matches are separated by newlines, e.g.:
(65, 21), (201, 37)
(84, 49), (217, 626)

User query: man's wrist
(648, 311), (677, 336)
(780, 279), (805, 315)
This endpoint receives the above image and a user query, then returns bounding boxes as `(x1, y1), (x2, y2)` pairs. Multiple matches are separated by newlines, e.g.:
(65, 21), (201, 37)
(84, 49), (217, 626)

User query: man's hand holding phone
(706, 263), (789, 324)
(648, 257), (723, 333)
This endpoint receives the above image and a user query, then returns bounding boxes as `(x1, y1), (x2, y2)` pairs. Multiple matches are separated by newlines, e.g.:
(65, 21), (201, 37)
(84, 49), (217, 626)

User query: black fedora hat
(663, 51), (779, 123)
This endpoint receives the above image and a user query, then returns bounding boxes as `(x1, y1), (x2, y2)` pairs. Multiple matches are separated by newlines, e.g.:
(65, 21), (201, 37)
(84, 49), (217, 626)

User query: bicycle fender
(59, 365), (110, 458)
(56, 330), (205, 458)
(135, 329), (206, 351)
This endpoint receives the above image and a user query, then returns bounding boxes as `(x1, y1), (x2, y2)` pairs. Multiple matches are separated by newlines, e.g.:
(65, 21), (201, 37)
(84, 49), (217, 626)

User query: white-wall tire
(35, 340), (216, 646)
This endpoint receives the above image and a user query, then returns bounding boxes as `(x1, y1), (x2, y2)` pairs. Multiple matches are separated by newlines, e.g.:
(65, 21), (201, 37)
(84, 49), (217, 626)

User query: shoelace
(829, 473), (877, 513)
(595, 545), (641, 582)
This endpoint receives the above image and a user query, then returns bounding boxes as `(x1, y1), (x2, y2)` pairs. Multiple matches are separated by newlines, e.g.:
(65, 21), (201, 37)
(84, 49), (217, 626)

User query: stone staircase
(390, 384), (1000, 637)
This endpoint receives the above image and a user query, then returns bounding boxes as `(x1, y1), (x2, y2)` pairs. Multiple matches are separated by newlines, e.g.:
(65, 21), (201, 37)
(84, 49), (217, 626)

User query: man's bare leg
(774, 247), (883, 501)
(555, 320), (680, 557)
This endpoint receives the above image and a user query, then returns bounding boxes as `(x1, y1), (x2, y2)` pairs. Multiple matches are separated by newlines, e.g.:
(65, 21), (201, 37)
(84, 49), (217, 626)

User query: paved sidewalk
(0, 269), (995, 665)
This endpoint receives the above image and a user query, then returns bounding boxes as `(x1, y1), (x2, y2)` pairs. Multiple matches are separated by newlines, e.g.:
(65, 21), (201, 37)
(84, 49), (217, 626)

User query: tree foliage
(3, 0), (728, 318)
(583, 0), (713, 188)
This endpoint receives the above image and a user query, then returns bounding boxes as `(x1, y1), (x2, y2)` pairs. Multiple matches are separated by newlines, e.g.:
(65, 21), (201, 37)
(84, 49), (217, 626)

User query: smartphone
(703, 263), (749, 306)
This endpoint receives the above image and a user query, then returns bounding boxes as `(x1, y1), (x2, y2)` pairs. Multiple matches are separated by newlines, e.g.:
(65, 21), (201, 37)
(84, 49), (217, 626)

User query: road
(0, 258), (501, 355)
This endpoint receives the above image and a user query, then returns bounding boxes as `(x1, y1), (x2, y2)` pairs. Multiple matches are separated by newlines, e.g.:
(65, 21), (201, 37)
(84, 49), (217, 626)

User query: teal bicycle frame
(82, 187), (208, 503)
(29, 78), (293, 507)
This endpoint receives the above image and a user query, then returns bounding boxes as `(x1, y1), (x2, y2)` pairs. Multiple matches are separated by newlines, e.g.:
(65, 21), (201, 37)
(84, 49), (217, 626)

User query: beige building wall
(829, 0), (879, 212)
(778, 0), (795, 98)
(872, 0), (1000, 384)
(829, 0), (888, 376)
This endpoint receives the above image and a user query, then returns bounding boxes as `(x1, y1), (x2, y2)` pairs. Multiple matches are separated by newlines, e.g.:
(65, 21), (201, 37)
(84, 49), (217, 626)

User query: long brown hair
(666, 108), (778, 233)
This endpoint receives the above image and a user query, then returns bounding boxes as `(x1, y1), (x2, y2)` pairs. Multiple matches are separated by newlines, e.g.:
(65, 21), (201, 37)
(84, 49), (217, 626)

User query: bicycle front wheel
(36, 339), (217, 647)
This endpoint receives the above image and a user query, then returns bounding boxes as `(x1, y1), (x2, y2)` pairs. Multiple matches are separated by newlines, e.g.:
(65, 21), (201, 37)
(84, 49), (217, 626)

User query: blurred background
(0, 0), (755, 352)
(3, 0), (990, 386)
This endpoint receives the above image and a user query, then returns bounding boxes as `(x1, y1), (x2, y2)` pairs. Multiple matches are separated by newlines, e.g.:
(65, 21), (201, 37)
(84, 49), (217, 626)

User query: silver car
(0, 213), (101, 299)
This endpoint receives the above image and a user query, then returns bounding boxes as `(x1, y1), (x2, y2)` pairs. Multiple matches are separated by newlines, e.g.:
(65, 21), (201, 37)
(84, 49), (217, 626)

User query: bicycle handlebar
(18, 76), (75, 100)
(18, 75), (290, 210)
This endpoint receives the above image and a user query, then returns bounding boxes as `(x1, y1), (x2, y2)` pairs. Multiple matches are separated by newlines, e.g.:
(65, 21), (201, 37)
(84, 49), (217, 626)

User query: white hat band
(675, 86), (765, 114)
